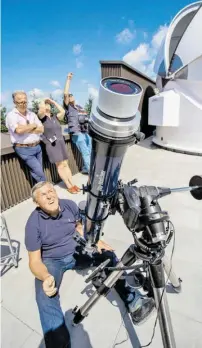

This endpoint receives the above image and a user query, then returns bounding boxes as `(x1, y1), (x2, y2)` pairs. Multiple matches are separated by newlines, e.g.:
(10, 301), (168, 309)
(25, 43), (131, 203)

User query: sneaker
(81, 170), (89, 175)
(128, 296), (155, 325)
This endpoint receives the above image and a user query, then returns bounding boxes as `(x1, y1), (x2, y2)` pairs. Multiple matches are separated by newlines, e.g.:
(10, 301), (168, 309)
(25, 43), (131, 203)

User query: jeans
(36, 250), (136, 348)
(71, 133), (92, 172)
(15, 144), (46, 183)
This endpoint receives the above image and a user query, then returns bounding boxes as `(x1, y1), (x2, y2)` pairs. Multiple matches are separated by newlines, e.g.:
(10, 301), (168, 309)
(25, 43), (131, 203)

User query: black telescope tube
(85, 125), (136, 245)
(84, 77), (143, 245)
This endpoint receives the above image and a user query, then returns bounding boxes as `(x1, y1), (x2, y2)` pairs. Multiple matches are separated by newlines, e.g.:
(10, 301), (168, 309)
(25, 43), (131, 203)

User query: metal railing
(1, 139), (83, 211)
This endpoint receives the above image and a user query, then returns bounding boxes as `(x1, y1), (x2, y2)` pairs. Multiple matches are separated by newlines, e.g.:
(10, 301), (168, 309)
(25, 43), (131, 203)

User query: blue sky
(2, 0), (192, 109)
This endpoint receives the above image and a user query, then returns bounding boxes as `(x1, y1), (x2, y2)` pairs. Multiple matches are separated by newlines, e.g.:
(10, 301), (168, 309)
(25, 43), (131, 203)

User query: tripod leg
(162, 254), (182, 293)
(149, 262), (176, 348)
(72, 245), (137, 325)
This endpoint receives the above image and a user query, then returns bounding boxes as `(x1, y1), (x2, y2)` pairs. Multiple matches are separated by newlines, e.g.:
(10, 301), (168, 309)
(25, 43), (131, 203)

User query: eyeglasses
(15, 101), (27, 106)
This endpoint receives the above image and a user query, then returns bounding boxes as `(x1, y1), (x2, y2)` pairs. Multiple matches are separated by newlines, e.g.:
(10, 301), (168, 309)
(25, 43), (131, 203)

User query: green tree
(31, 99), (40, 114)
(1, 105), (8, 133)
(85, 97), (93, 115)
(28, 92), (40, 114)
(49, 94), (59, 117)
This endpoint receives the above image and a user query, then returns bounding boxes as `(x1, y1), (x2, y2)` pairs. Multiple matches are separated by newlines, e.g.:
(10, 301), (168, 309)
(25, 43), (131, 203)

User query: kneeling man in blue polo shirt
(25, 181), (155, 348)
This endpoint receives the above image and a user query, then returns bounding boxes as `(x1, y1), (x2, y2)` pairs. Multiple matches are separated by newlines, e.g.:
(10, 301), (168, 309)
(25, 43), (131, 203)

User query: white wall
(152, 93), (202, 154)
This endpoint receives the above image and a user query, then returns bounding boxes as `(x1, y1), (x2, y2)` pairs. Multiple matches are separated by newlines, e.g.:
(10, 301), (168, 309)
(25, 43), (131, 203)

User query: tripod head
(76, 175), (202, 262)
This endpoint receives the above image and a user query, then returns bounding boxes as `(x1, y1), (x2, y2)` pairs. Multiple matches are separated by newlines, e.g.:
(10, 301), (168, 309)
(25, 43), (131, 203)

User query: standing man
(6, 91), (46, 182)
(63, 73), (92, 174)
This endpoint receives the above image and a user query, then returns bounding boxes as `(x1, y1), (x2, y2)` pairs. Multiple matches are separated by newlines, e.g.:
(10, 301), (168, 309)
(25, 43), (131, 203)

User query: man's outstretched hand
(96, 240), (115, 253)
(43, 275), (57, 297)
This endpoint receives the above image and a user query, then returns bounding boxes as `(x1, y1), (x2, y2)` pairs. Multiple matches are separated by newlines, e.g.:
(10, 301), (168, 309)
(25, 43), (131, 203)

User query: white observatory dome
(149, 1), (202, 154)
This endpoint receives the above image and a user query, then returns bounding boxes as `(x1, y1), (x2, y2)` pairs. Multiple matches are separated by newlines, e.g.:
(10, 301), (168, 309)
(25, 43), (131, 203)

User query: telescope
(82, 77), (144, 246)
(72, 76), (202, 348)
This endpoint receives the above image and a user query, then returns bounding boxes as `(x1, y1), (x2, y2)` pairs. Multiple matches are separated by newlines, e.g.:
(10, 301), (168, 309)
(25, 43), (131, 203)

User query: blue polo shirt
(25, 199), (80, 260)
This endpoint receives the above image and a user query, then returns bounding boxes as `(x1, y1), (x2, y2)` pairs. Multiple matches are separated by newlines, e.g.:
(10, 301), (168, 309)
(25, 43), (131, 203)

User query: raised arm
(63, 72), (73, 106)
(45, 98), (65, 121)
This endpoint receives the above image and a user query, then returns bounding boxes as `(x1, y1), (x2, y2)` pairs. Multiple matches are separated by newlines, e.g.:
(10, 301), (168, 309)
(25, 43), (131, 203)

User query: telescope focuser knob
(128, 178), (138, 186)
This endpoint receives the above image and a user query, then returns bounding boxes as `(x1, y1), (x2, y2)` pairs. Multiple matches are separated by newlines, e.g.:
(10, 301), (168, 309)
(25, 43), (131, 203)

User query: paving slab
(1, 306), (33, 348)
(21, 332), (45, 348)
(114, 310), (202, 347)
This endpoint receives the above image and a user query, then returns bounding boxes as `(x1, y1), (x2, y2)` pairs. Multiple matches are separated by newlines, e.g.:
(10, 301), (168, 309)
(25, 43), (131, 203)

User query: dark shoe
(81, 171), (89, 175)
(44, 321), (71, 348)
(129, 296), (155, 325)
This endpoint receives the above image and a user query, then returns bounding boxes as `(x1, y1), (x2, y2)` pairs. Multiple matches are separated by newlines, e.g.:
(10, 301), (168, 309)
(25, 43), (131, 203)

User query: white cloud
(0, 91), (11, 104)
(0, 91), (13, 110)
(50, 80), (61, 88)
(28, 88), (45, 99)
(73, 44), (82, 55)
(81, 79), (88, 84)
(27, 87), (63, 103)
(123, 24), (168, 78)
(51, 89), (63, 99)
(152, 25), (168, 49)
(123, 43), (151, 66)
(27, 88), (50, 108)
(116, 28), (135, 44)
(88, 85), (98, 98)
(76, 58), (83, 69)
(144, 59), (156, 78)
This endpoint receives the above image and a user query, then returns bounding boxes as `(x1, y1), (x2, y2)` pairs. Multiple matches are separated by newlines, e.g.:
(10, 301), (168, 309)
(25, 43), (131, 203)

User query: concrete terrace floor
(1, 138), (202, 348)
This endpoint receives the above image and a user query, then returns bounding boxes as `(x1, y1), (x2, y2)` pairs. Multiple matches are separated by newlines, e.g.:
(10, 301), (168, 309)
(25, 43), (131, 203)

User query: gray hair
(31, 181), (54, 202)
(12, 90), (27, 102)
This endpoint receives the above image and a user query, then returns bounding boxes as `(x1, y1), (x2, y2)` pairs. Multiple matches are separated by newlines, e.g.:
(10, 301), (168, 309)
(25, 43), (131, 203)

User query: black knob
(128, 178), (138, 186)
(189, 175), (202, 200)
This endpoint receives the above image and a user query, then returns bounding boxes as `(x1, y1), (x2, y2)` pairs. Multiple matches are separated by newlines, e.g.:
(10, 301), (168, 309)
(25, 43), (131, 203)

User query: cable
(112, 309), (129, 347)
(140, 221), (175, 347)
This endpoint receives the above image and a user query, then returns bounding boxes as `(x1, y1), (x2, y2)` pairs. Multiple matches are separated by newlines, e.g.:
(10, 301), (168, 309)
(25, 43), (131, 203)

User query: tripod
(72, 180), (202, 348)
